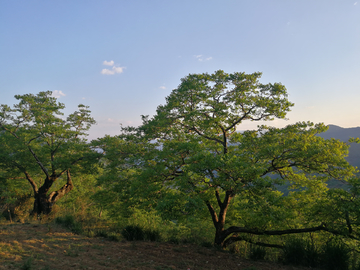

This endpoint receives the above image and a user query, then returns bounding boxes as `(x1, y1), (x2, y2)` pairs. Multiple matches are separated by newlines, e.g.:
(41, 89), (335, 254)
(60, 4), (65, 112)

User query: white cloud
(355, 2), (358, 5)
(159, 86), (166, 90)
(101, 61), (125, 75)
(107, 118), (114, 122)
(103, 60), (114, 66)
(51, 90), (66, 98)
(113, 66), (124, 73)
(194, 55), (212, 62)
(101, 66), (125, 75)
(101, 69), (115, 75)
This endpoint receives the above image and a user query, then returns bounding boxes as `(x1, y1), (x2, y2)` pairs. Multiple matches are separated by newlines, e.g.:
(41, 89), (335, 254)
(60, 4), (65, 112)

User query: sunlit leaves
(0, 91), (98, 214)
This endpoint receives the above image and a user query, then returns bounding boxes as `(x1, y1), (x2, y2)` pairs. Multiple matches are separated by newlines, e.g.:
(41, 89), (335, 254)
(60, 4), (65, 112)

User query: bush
(249, 245), (266, 261)
(121, 225), (161, 241)
(121, 225), (145, 241)
(1, 194), (33, 222)
(282, 238), (307, 266)
(282, 238), (319, 267)
(320, 241), (350, 270)
(55, 214), (83, 234)
(106, 232), (121, 242)
(304, 241), (319, 268)
(145, 229), (161, 242)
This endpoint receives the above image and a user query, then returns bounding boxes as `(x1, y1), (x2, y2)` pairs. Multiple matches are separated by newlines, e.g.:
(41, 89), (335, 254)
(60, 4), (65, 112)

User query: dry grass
(0, 222), (317, 270)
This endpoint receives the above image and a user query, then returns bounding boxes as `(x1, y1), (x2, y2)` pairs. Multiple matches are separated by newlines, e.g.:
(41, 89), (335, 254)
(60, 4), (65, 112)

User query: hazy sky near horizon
(1, 0), (360, 140)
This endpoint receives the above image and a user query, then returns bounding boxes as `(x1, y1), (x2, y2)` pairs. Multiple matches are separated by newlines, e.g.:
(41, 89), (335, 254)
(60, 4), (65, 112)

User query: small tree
(123, 70), (355, 247)
(0, 91), (99, 216)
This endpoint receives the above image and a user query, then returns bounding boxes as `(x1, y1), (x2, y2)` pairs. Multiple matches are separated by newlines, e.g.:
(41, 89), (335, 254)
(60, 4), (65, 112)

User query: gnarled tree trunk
(206, 189), (234, 247)
(31, 170), (73, 216)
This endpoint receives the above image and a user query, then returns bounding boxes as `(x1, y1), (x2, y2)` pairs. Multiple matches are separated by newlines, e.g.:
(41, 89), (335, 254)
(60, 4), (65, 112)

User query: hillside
(320, 124), (360, 169)
(0, 222), (316, 270)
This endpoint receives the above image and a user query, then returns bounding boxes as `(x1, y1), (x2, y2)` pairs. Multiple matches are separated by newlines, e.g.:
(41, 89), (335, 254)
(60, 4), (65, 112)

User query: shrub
(320, 240), (350, 270)
(106, 232), (121, 242)
(121, 225), (161, 241)
(249, 245), (266, 261)
(282, 238), (307, 266)
(282, 237), (319, 267)
(304, 241), (319, 268)
(55, 214), (83, 234)
(145, 229), (161, 242)
(121, 225), (145, 241)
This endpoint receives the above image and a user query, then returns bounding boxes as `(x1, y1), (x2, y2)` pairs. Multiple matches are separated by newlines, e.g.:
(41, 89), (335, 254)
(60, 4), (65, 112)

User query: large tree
(122, 70), (355, 247)
(0, 91), (99, 215)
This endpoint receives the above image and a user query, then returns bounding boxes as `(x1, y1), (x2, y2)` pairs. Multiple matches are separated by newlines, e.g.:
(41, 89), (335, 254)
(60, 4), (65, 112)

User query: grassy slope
(0, 222), (317, 270)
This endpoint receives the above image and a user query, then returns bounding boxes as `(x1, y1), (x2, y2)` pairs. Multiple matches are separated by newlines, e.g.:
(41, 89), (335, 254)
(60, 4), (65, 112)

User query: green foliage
(55, 214), (83, 234)
(249, 245), (266, 261)
(0, 91), (99, 215)
(320, 240), (350, 270)
(282, 237), (319, 267)
(104, 232), (121, 242)
(121, 225), (161, 241)
(94, 70), (356, 249)
(282, 238), (307, 265)
(121, 225), (145, 241)
(145, 229), (162, 241)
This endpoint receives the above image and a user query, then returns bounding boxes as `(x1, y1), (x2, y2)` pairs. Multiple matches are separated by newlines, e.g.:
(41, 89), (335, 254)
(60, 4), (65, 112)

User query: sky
(1, 0), (360, 140)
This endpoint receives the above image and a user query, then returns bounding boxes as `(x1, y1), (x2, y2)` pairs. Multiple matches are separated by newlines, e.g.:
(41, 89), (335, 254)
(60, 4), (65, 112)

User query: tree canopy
(98, 70), (356, 247)
(0, 91), (99, 215)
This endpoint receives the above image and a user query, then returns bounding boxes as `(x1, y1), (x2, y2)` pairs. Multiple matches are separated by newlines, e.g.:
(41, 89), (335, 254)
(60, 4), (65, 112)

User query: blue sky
(1, 0), (360, 140)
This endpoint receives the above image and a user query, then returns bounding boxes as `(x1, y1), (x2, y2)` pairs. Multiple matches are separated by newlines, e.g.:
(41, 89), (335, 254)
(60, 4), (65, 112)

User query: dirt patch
(0, 222), (316, 270)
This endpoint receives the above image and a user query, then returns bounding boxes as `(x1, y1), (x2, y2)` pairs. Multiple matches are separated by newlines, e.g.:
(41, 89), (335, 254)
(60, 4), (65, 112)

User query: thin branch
(225, 106), (255, 132)
(56, 157), (84, 178)
(189, 126), (224, 145)
(27, 146), (50, 179)
(23, 170), (38, 194)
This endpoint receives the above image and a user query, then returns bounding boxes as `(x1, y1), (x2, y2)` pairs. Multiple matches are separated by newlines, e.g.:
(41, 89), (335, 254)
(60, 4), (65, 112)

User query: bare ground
(0, 222), (317, 270)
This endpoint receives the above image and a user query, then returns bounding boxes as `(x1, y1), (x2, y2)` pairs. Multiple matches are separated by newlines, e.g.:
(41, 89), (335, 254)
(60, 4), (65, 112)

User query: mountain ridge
(320, 124), (360, 170)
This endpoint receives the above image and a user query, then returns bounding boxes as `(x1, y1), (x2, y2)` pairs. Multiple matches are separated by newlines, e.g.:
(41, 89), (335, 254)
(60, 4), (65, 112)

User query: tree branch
(224, 225), (327, 238)
(221, 224), (359, 241)
(223, 235), (284, 249)
(189, 126), (224, 146)
(23, 170), (38, 194)
(215, 190), (222, 208)
(27, 146), (50, 179)
(225, 106), (255, 132)
(48, 170), (73, 203)
(205, 200), (219, 225)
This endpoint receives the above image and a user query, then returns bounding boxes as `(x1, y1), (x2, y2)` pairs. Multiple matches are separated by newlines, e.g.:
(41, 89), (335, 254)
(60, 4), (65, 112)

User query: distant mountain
(275, 124), (360, 193)
(321, 125), (360, 142)
(319, 125), (360, 170)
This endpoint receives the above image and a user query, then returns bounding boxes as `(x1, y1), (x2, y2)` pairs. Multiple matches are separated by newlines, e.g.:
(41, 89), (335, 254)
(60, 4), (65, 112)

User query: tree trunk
(31, 170), (74, 216)
(214, 223), (226, 247)
(206, 189), (234, 247)
(32, 191), (53, 215)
